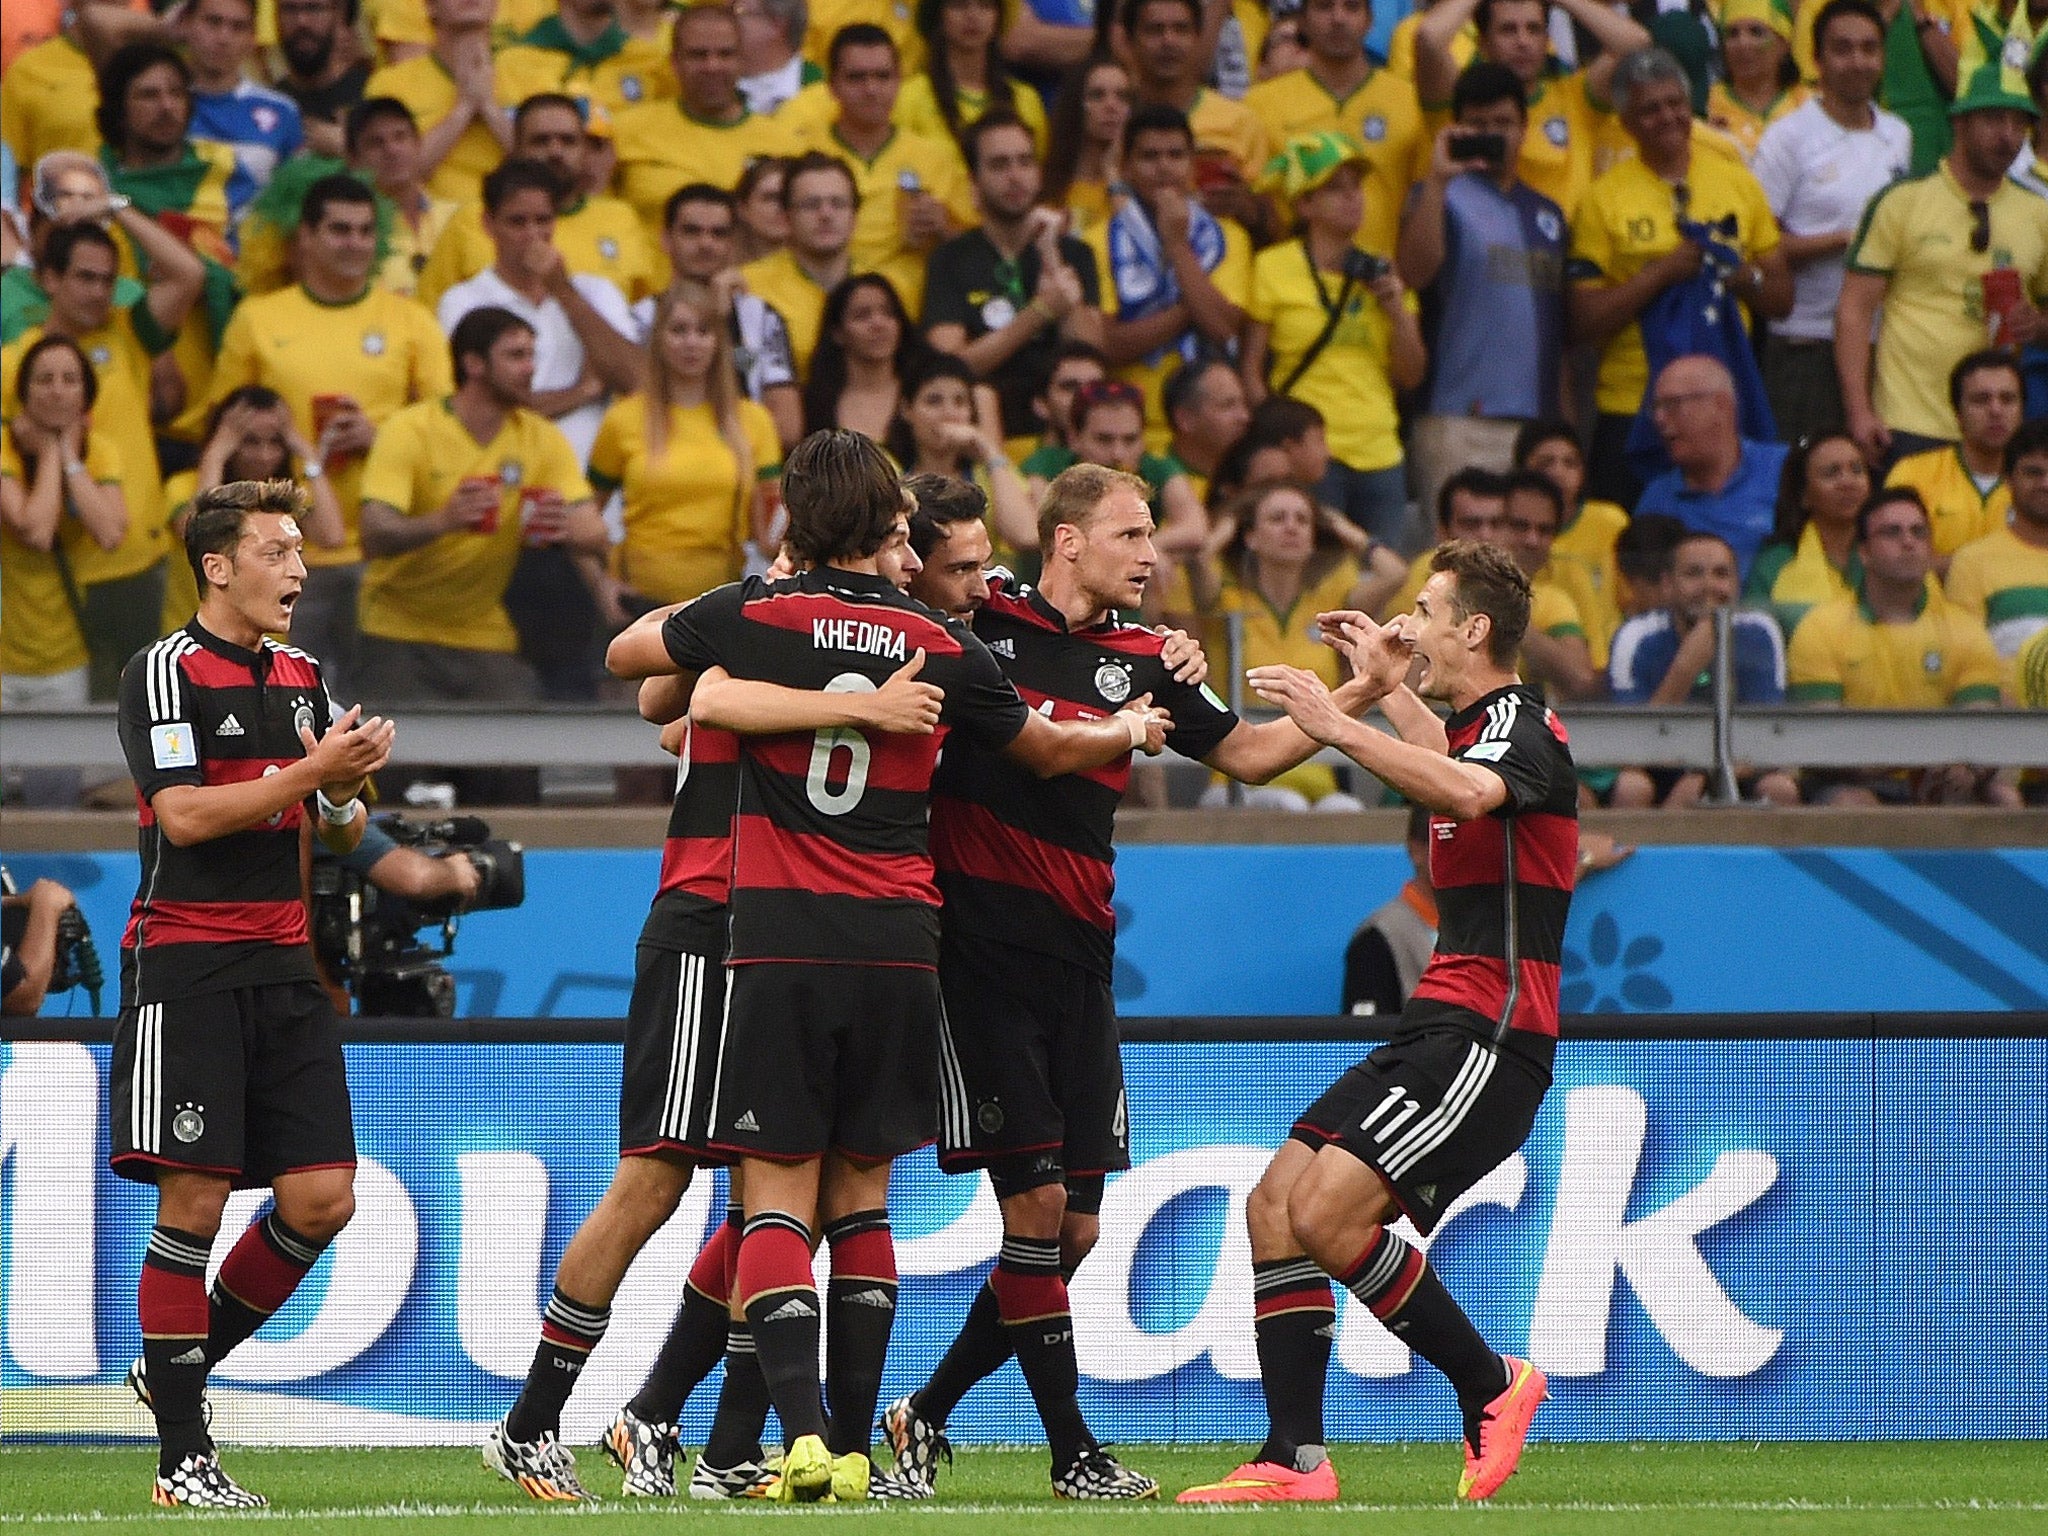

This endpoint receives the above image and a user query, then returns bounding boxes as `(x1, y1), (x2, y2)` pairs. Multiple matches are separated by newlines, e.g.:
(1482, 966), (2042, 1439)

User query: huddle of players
(484, 428), (1579, 1506)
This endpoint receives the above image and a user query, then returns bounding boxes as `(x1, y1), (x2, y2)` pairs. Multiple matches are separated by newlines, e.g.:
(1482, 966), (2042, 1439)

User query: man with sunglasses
(1837, 6), (2048, 467)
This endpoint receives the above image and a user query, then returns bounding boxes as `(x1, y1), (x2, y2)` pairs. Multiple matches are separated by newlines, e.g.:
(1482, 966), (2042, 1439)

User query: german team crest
(1095, 662), (1131, 703)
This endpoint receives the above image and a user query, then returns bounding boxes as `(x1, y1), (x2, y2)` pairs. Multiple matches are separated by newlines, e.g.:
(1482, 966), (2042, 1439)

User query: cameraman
(1396, 62), (1569, 536)
(1241, 132), (1426, 546)
(311, 817), (482, 1014)
(2, 877), (78, 1016)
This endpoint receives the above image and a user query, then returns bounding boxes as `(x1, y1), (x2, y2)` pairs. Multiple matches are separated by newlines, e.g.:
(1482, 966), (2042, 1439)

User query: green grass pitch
(3, 1442), (2044, 1533)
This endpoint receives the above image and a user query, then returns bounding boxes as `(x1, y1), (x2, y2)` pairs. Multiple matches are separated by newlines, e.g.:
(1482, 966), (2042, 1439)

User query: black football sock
(823, 1209), (897, 1456)
(504, 1286), (609, 1444)
(628, 1212), (741, 1424)
(702, 1324), (774, 1468)
(140, 1226), (214, 1470)
(1250, 1257), (1337, 1470)
(738, 1212), (828, 1445)
(207, 1212), (327, 1365)
(1338, 1228), (1506, 1446)
(989, 1234), (1093, 1469)
(912, 1279), (1010, 1426)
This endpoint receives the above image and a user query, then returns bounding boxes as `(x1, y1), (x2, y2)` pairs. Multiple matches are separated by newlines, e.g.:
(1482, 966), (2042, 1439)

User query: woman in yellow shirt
(589, 282), (784, 607)
(1194, 479), (1400, 810)
(1042, 56), (1132, 238)
(1743, 429), (1871, 638)
(0, 336), (128, 706)
(904, 0), (1048, 153)
(1242, 132), (1426, 546)
(891, 351), (1036, 560)
(1705, 0), (1806, 163)
(735, 157), (791, 266)
(161, 385), (351, 629)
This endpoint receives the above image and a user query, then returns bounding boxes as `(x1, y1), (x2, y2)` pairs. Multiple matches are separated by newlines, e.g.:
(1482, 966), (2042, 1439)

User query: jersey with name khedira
(116, 621), (335, 1004)
(930, 577), (1239, 979)
(638, 717), (739, 953)
(1406, 683), (1578, 1056)
(661, 568), (1030, 967)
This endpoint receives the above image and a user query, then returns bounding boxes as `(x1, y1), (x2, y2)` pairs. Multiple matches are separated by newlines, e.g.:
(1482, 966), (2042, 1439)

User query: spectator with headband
(1750, 0), (1908, 451)
(1568, 47), (1791, 510)
(1400, 61), (1569, 535)
(1886, 349), (2023, 564)
(1085, 102), (1251, 452)
(1705, 0), (1805, 162)
(1244, 130), (1425, 545)
(1836, 6), (2048, 464)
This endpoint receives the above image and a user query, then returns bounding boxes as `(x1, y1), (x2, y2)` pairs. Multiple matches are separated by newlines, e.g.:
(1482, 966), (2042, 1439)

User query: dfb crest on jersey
(172, 1103), (206, 1143)
(293, 696), (317, 739)
(1095, 661), (1131, 703)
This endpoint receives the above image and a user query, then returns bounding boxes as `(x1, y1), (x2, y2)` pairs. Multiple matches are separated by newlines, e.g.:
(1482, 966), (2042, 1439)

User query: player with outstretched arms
(113, 481), (393, 1509)
(1180, 538), (1577, 1506)
(605, 429), (1170, 1502)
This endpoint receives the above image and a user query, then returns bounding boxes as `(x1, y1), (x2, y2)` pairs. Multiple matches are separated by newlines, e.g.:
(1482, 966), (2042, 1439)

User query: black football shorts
(619, 923), (730, 1162)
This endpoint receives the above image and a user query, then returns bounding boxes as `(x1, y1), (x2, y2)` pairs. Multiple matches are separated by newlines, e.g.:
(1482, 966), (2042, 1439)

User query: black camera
(0, 867), (104, 1014)
(1447, 130), (1508, 166)
(1343, 249), (1393, 285)
(309, 814), (525, 1017)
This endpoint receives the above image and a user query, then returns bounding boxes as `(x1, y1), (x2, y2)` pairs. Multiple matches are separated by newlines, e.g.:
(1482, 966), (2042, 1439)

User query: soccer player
(486, 553), (943, 1502)
(606, 430), (1170, 1503)
(883, 463), (1399, 1500)
(114, 480), (395, 1507)
(1180, 538), (1577, 1505)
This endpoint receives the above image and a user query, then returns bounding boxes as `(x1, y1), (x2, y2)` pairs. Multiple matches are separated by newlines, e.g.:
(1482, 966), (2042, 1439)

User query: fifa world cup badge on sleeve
(151, 723), (198, 770)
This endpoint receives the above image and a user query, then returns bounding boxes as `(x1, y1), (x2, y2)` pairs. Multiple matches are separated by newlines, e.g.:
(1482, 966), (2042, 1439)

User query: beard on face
(282, 28), (334, 75)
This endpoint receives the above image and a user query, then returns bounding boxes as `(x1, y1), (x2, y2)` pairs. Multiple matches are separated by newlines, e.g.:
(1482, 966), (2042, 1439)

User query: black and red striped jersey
(930, 578), (1239, 978)
(661, 568), (1031, 967)
(638, 718), (738, 953)
(116, 621), (334, 1004)
(1407, 684), (1578, 1056)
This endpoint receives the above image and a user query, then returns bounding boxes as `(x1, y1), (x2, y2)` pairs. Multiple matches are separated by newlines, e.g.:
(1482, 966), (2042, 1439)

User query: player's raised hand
(863, 649), (945, 734)
(301, 703), (395, 798)
(1247, 665), (1350, 746)
(1155, 627), (1210, 686)
(1318, 608), (1412, 697)
(1119, 692), (1174, 756)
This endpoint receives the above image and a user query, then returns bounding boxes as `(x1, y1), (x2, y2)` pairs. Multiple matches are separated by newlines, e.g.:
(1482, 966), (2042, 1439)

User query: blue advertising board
(3, 1033), (2042, 1445)
(7, 846), (2046, 1020)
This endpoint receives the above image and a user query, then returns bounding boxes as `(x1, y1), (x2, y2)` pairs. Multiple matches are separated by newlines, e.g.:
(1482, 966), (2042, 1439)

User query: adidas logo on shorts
(214, 714), (244, 737)
(734, 1110), (761, 1132)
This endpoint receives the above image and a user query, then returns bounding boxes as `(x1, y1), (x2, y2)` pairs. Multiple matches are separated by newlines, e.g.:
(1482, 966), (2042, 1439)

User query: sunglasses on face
(1969, 199), (1991, 255)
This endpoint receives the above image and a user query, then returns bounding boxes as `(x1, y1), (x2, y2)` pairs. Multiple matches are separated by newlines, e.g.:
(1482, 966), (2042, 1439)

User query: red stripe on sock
(214, 1222), (315, 1318)
(688, 1220), (740, 1306)
(1368, 1246), (1428, 1322)
(1255, 1281), (1335, 1321)
(139, 1261), (210, 1339)
(990, 1266), (1069, 1326)
(829, 1226), (896, 1286)
(539, 1320), (600, 1352)
(736, 1223), (815, 1310)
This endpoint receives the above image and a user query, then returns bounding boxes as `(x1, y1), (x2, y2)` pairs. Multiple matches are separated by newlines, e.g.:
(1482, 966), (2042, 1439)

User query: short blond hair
(1037, 461), (1149, 552)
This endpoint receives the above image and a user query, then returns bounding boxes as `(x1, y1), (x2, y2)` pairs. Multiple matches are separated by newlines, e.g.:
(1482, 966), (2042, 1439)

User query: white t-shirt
(740, 54), (808, 117)
(1751, 96), (1912, 341)
(436, 267), (636, 463)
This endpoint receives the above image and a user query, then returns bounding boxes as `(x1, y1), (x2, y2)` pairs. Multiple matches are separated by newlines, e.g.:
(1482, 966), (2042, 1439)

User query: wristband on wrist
(316, 790), (359, 826)
(1123, 710), (1149, 750)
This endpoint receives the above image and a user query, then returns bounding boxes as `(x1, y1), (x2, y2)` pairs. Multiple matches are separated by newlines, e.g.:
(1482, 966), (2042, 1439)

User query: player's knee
(1058, 1213), (1099, 1270)
(286, 1183), (356, 1242)
(1002, 1180), (1068, 1238)
(609, 1157), (691, 1234)
(1245, 1166), (1296, 1251)
(1284, 1167), (1344, 1262)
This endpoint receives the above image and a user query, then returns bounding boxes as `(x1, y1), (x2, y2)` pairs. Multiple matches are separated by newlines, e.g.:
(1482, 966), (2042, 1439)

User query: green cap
(1951, 4), (2039, 118)
(1257, 130), (1367, 202)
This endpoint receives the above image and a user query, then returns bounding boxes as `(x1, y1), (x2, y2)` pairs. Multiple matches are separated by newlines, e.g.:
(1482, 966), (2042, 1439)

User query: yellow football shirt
(1243, 67), (1425, 255)
(357, 398), (593, 652)
(793, 122), (976, 314)
(2, 320), (168, 587)
(589, 395), (783, 604)
(741, 248), (833, 380)
(1885, 445), (2010, 559)
(1944, 521), (2048, 669)
(1, 34), (100, 167)
(1705, 81), (1809, 164)
(363, 53), (524, 204)
(1847, 164), (2048, 441)
(159, 468), (203, 633)
(774, 79), (842, 140)
(894, 73), (1048, 152)
(0, 426), (121, 677)
(1084, 213), (1252, 452)
(613, 101), (804, 243)
(208, 284), (455, 566)
(803, 0), (924, 74)
(1570, 148), (1780, 416)
(1787, 586), (2004, 706)
(495, 35), (676, 118)
(1386, 11), (1476, 82)
(1248, 238), (1416, 474)
(368, 0), (552, 51)
(417, 194), (657, 309)
(1547, 496), (1627, 667)
(1207, 556), (1361, 802)
(1504, 70), (1603, 220)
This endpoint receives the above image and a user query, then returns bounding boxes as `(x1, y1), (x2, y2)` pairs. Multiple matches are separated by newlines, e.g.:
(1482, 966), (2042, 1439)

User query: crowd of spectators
(4, 0), (2046, 811)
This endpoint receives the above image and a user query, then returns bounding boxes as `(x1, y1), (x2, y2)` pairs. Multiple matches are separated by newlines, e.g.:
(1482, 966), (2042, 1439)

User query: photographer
(1241, 132), (1426, 547)
(1397, 63), (1569, 537)
(2, 876), (81, 1016)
